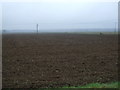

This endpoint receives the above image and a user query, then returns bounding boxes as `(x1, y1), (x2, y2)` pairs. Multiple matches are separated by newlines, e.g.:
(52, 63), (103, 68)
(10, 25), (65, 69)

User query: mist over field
(2, 2), (118, 33)
(2, 1), (119, 88)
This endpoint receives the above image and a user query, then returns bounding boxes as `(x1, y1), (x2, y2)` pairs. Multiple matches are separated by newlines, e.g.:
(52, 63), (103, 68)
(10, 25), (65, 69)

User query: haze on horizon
(2, 2), (118, 32)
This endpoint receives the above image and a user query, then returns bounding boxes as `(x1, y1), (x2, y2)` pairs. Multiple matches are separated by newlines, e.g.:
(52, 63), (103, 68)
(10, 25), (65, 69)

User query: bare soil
(2, 33), (118, 88)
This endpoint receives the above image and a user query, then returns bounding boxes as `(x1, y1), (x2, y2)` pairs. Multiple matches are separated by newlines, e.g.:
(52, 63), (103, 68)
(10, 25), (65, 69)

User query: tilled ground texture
(2, 33), (118, 88)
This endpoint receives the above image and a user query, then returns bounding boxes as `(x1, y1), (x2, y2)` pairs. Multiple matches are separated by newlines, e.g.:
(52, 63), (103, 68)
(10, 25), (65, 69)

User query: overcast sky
(2, 2), (118, 32)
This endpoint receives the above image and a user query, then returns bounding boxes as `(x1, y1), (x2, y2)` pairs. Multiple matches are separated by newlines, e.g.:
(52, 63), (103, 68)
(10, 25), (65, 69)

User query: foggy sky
(2, 2), (118, 32)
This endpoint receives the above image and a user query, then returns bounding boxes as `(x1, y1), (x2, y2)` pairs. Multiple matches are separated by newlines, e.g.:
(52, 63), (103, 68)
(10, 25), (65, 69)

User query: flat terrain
(2, 33), (118, 88)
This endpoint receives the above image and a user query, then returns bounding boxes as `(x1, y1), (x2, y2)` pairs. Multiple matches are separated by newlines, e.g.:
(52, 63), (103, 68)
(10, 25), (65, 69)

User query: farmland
(2, 33), (118, 88)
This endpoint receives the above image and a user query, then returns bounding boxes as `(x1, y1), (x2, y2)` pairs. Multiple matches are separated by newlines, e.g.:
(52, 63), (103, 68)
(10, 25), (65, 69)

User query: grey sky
(2, 2), (118, 31)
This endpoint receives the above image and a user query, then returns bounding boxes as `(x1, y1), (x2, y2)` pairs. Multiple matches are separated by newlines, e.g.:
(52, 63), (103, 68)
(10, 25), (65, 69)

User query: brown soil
(2, 33), (118, 88)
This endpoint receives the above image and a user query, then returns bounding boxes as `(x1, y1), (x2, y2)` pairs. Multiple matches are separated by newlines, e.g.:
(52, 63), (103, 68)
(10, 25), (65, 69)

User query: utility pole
(114, 22), (117, 34)
(36, 24), (39, 34)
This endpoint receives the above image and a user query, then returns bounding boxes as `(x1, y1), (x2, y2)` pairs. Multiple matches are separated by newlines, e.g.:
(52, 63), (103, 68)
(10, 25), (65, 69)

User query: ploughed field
(2, 33), (118, 88)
